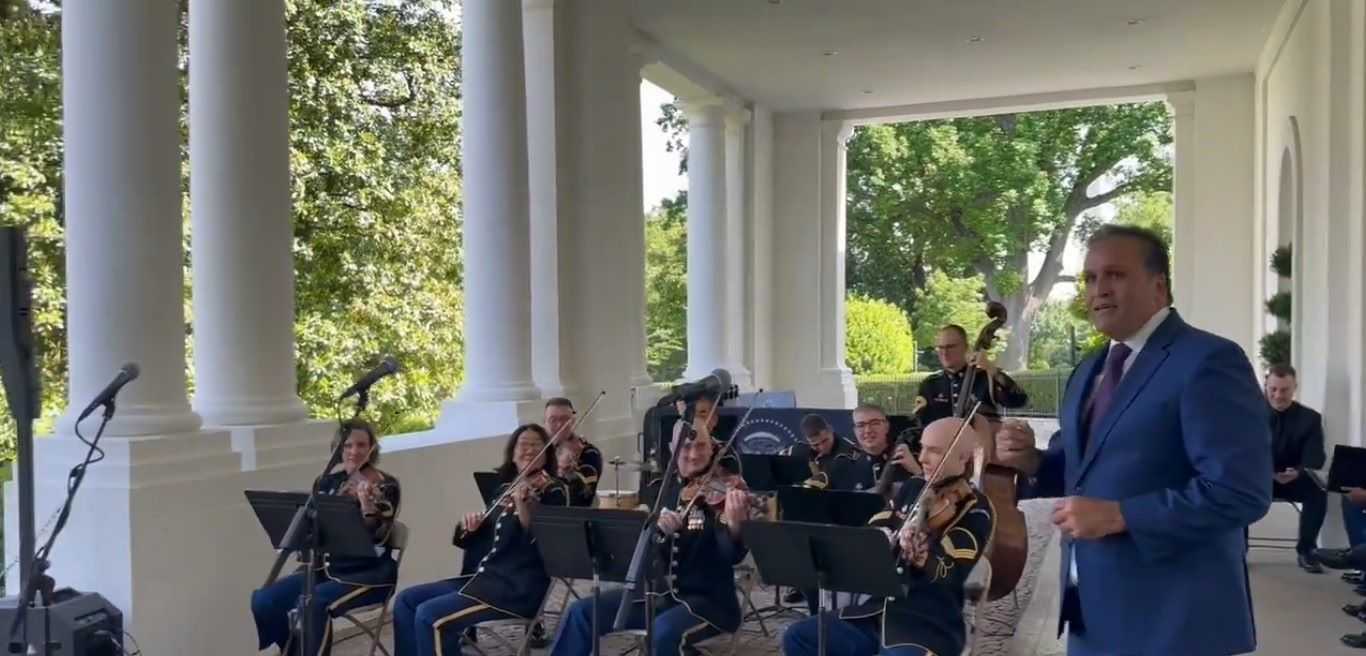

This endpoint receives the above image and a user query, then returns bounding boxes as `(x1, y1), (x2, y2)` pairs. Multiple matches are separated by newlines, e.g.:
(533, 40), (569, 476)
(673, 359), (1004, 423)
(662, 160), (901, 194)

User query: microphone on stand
(75, 363), (140, 422)
(657, 368), (732, 406)
(338, 356), (400, 400)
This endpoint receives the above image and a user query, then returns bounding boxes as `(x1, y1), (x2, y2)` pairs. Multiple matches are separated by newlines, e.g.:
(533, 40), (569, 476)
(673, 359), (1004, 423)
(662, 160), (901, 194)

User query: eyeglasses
(934, 344), (964, 351)
(853, 419), (887, 430)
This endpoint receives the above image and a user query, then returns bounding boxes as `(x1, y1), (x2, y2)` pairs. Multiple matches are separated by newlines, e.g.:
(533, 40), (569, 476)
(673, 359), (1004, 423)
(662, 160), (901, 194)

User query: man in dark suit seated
(1264, 363), (1328, 572)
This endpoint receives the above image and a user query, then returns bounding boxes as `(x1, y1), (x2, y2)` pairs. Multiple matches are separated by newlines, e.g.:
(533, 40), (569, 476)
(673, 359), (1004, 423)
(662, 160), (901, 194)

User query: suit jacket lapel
(1075, 311), (1184, 483)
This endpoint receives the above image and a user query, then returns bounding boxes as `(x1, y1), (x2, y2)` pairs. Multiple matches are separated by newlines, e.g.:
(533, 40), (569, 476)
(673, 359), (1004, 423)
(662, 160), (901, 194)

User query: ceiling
(633, 0), (1286, 111)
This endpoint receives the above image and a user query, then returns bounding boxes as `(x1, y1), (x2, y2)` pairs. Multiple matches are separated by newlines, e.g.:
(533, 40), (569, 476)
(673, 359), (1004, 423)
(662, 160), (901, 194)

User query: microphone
(76, 363), (140, 422)
(658, 368), (732, 406)
(338, 356), (400, 400)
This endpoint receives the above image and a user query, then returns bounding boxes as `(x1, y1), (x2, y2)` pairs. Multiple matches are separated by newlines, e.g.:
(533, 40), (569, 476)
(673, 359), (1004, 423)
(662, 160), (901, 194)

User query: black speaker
(0, 589), (124, 655)
(0, 226), (40, 421)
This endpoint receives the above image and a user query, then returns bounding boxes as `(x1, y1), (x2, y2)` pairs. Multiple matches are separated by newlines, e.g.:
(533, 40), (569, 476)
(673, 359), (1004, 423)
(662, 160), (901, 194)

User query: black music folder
(1327, 445), (1366, 491)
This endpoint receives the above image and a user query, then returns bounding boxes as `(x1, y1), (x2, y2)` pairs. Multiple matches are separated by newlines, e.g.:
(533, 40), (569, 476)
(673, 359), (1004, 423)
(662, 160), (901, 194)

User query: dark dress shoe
(1347, 570), (1366, 583)
(1345, 603), (1364, 617)
(783, 588), (806, 604)
(1355, 583), (1366, 596)
(1299, 553), (1325, 573)
(1343, 632), (1366, 648)
(1316, 548), (1357, 570)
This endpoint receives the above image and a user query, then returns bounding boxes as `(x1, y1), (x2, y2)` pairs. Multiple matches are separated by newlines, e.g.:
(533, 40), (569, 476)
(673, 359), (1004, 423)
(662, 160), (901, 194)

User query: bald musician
(782, 417), (995, 656)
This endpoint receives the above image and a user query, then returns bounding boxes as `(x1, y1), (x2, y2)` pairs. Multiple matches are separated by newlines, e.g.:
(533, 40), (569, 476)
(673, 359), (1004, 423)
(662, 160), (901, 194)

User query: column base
(435, 398), (547, 440)
(222, 419), (336, 471)
(55, 400), (203, 439)
(3, 428), (262, 656)
(794, 367), (857, 409)
(194, 395), (310, 429)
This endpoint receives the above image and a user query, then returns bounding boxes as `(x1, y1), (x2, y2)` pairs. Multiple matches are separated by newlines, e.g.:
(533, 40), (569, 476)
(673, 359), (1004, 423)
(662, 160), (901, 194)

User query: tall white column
(189, 0), (308, 426)
(723, 109), (754, 389)
(459, 0), (537, 402)
(57, 0), (200, 437)
(683, 101), (728, 380)
(1168, 92), (1196, 322)
(817, 120), (857, 407)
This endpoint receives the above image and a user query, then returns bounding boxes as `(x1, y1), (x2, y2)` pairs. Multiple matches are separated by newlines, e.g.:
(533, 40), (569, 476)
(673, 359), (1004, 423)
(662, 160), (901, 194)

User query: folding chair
(1248, 499), (1302, 551)
(464, 587), (554, 656)
(333, 520), (410, 656)
(961, 557), (993, 656)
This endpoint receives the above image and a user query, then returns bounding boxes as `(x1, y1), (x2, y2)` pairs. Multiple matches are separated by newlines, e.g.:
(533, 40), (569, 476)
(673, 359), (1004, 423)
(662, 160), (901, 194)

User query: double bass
(955, 302), (1028, 601)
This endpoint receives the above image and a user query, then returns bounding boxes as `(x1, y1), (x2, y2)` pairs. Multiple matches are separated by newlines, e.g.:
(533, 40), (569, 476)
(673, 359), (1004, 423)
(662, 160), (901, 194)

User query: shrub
(845, 295), (916, 375)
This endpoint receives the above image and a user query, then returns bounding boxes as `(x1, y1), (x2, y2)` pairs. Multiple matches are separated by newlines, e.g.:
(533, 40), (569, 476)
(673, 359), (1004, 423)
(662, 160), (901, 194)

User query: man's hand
(1273, 468), (1300, 485)
(892, 443), (922, 475)
(971, 353), (999, 380)
(463, 511), (483, 533)
(995, 422), (1041, 476)
(1347, 487), (1366, 508)
(723, 489), (749, 528)
(899, 527), (930, 569)
(1053, 496), (1126, 540)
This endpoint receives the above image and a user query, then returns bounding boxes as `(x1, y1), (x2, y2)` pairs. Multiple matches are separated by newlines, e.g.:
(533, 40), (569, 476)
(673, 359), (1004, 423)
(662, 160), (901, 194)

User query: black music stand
(742, 521), (904, 656)
(777, 486), (886, 527)
(474, 471), (502, 505)
(1328, 445), (1366, 491)
(246, 490), (377, 654)
(532, 507), (648, 656)
(738, 454), (811, 492)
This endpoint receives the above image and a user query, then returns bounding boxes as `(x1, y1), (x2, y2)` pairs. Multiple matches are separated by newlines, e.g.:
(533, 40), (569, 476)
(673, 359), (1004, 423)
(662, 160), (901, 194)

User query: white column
(817, 120), (857, 407)
(459, 0), (537, 402)
(56, 0), (200, 437)
(1168, 92), (1196, 320)
(723, 108), (754, 389)
(683, 101), (728, 380)
(524, 0), (568, 399)
(624, 58), (653, 388)
(189, 0), (308, 426)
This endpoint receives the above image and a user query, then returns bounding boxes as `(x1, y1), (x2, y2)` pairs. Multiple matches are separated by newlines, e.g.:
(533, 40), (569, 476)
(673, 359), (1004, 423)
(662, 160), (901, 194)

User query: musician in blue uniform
(782, 414), (875, 491)
(545, 397), (604, 507)
(916, 324), (1028, 426)
(391, 424), (568, 656)
(549, 421), (753, 656)
(782, 417), (996, 656)
(250, 420), (401, 656)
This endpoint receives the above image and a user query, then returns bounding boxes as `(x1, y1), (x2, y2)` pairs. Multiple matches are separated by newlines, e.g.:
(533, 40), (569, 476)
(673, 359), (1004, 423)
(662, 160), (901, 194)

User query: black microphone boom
(658, 368), (732, 406)
(338, 356), (400, 400)
(75, 363), (140, 422)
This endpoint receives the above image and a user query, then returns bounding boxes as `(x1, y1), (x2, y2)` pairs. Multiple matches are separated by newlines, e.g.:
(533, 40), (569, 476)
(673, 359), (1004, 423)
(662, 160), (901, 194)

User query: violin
(338, 466), (387, 506)
(678, 470), (766, 528)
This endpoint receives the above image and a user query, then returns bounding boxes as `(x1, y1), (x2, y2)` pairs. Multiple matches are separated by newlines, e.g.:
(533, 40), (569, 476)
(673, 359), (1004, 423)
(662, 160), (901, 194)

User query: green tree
(846, 103), (1172, 370)
(1029, 298), (1096, 369)
(645, 193), (688, 381)
(845, 295), (916, 375)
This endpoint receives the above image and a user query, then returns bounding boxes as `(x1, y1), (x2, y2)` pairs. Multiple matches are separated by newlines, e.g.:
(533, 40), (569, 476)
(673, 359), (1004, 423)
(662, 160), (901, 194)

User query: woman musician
(782, 417), (996, 656)
(550, 416), (754, 656)
(392, 424), (568, 656)
(250, 419), (401, 656)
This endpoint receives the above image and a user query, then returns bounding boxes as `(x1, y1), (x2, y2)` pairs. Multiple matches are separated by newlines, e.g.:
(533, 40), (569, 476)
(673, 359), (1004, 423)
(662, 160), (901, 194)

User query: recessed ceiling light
(1128, 64), (1141, 70)
(823, 50), (839, 57)
(862, 89), (874, 95)
(967, 35), (984, 44)
(768, 0), (781, 4)
(1127, 18), (1143, 26)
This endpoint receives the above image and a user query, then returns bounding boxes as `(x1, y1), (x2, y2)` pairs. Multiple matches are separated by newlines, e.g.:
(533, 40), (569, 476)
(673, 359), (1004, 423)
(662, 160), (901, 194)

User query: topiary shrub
(846, 295), (917, 375)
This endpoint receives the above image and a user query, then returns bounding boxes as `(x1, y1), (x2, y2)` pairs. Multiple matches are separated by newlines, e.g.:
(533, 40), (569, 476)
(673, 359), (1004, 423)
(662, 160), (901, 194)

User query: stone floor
(330, 499), (1366, 655)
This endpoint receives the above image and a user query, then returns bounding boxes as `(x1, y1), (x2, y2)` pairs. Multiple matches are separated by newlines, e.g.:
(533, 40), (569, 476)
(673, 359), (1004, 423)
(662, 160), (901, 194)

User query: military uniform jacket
(870, 449), (912, 490)
(916, 366), (1027, 425)
(564, 439), (604, 507)
(643, 477), (746, 632)
(455, 478), (569, 618)
(782, 438), (875, 491)
(311, 467), (401, 587)
(840, 477), (995, 656)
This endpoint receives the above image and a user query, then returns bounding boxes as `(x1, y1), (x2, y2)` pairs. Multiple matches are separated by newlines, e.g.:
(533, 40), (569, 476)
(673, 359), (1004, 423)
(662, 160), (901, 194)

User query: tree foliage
(0, 0), (465, 450)
(645, 193), (688, 382)
(847, 103), (1172, 369)
(845, 295), (915, 375)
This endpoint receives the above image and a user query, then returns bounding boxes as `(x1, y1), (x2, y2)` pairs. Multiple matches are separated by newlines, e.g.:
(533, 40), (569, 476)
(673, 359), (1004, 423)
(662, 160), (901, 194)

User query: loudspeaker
(0, 589), (124, 655)
(0, 227), (40, 420)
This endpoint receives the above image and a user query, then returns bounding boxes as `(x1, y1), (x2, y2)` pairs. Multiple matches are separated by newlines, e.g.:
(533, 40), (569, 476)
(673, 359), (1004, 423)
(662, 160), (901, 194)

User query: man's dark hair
(1267, 364), (1297, 379)
(938, 324), (968, 344)
(1087, 224), (1173, 302)
(853, 403), (888, 417)
(800, 413), (832, 436)
(545, 397), (574, 410)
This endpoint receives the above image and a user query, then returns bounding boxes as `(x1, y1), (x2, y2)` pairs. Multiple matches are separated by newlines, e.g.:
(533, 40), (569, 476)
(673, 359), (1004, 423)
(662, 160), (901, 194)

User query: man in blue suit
(997, 225), (1272, 655)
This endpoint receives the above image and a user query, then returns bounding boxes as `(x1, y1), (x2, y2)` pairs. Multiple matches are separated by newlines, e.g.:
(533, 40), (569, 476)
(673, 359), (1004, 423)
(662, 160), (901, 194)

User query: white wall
(1256, 0), (1366, 543)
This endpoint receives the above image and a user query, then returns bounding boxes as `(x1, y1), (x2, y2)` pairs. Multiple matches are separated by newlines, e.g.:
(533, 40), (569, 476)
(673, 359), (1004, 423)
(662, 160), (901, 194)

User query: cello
(954, 302), (1028, 601)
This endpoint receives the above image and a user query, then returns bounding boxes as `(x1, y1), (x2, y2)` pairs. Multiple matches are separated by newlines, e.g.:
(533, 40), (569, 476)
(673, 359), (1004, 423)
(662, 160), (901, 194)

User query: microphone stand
(278, 372), (384, 656)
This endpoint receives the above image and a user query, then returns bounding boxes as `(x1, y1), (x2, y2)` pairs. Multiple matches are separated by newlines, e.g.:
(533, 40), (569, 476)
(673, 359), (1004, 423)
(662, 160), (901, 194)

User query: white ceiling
(632, 0), (1286, 111)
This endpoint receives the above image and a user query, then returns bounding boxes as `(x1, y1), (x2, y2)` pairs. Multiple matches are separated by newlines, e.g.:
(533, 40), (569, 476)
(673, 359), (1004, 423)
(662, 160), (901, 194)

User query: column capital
(1165, 91), (1195, 118)
(523, 0), (554, 11)
(723, 104), (752, 131)
(822, 119), (855, 150)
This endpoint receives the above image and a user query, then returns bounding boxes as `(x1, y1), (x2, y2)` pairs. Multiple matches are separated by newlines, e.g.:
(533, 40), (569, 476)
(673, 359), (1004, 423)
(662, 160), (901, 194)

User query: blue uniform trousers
(393, 577), (521, 656)
(782, 613), (930, 656)
(548, 587), (723, 656)
(251, 572), (391, 656)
